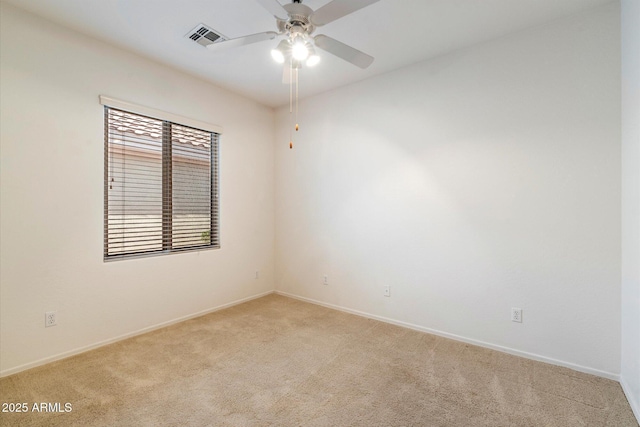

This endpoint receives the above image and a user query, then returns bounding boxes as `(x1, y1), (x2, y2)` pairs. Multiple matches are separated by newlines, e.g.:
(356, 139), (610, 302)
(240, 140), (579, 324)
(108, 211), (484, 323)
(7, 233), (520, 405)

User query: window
(104, 103), (219, 260)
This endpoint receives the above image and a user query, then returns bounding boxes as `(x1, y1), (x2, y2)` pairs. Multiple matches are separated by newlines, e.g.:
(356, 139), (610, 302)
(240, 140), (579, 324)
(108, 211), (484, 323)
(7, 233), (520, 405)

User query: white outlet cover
(45, 311), (57, 327)
(511, 308), (522, 323)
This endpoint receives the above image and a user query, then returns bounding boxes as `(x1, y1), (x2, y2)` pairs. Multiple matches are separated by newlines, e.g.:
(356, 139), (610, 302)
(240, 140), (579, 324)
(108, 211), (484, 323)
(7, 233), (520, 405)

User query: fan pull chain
(289, 59), (293, 149)
(295, 67), (299, 132)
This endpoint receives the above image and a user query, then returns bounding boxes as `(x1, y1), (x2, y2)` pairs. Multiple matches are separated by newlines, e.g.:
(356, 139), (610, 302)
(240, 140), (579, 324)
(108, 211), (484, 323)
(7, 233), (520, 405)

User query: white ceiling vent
(186, 24), (227, 47)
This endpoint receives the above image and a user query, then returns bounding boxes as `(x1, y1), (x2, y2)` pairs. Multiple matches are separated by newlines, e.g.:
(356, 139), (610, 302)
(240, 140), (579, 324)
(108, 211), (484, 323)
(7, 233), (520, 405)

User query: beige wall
(621, 0), (640, 419)
(0, 2), (275, 375)
(275, 3), (622, 377)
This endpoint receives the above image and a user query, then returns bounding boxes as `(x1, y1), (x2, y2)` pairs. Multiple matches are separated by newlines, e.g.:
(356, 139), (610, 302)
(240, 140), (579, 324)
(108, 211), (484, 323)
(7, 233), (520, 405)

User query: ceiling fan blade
(206, 32), (278, 51)
(254, 0), (289, 20)
(310, 0), (380, 26)
(314, 34), (374, 69)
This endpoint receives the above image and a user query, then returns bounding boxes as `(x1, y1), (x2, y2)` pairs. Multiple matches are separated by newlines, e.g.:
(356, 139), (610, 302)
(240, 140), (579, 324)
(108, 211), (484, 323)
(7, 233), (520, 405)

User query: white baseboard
(0, 290), (275, 378)
(275, 290), (620, 382)
(3, 289), (625, 389)
(620, 377), (640, 424)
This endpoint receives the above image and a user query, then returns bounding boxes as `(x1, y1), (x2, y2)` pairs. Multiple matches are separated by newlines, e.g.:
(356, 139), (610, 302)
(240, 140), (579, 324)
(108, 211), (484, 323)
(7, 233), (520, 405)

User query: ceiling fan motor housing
(278, 3), (316, 37)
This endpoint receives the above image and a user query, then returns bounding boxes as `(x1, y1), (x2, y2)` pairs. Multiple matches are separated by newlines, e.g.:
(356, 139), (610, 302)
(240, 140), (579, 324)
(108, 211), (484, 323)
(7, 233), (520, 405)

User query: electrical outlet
(45, 311), (57, 327)
(255, 271), (259, 279)
(511, 307), (522, 323)
(323, 275), (328, 285)
(384, 286), (390, 297)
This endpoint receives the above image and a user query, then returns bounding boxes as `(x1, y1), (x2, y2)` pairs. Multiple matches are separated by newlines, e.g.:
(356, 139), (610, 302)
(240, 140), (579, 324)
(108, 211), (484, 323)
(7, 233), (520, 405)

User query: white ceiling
(4, 0), (613, 107)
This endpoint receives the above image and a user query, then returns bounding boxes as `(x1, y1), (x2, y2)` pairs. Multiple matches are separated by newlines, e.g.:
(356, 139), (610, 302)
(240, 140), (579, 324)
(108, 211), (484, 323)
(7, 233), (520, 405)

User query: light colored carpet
(0, 294), (637, 427)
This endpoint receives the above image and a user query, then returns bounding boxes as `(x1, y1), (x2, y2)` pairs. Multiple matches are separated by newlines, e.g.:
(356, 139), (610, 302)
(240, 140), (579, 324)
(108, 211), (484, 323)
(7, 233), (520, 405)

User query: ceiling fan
(207, 0), (379, 70)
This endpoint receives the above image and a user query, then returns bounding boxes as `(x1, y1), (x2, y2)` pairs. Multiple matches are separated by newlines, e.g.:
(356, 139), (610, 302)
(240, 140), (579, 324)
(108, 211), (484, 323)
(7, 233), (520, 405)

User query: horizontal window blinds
(104, 107), (219, 260)
(172, 124), (218, 249)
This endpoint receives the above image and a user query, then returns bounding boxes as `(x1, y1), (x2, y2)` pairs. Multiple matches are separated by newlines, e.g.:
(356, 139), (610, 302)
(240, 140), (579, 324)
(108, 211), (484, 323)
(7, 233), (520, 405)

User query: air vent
(186, 24), (227, 47)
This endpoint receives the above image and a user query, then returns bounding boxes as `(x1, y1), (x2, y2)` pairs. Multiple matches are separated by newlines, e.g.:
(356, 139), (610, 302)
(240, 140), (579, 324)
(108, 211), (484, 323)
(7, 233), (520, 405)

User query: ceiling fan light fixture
(271, 48), (285, 63)
(305, 43), (320, 67)
(271, 39), (290, 63)
(291, 39), (309, 61)
(306, 54), (320, 67)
